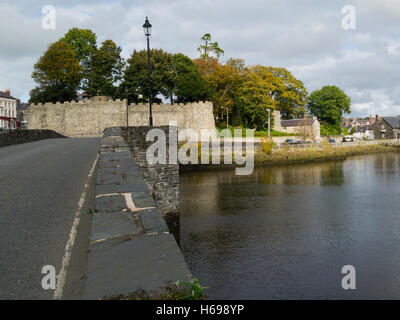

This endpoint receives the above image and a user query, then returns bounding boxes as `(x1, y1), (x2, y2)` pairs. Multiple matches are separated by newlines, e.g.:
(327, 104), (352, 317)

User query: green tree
(122, 50), (209, 104)
(60, 28), (97, 87)
(226, 58), (246, 75)
(197, 33), (224, 59)
(122, 49), (174, 103)
(85, 40), (124, 98)
(61, 28), (97, 65)
(205, 63), (241, 122)
(193, 57), (221, 77)
(308, 85), (351, 126)
(234, 66), (277, 129)
(29, 41), (81, 103)
(171, 53), (210, 103)
(266, 67), (308, 119)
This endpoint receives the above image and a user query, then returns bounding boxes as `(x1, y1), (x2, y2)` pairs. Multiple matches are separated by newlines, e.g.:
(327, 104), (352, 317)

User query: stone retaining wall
(121, 126), (180, 241)
(121, 127), (179, 214)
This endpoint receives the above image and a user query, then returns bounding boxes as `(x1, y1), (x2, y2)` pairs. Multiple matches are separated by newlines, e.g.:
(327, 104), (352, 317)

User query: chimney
(5, 89), (10, 96)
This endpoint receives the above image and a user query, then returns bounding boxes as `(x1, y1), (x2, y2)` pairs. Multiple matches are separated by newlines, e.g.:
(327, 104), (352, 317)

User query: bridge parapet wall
(83, 126), (191, 299)
(0, 129), (64, 147)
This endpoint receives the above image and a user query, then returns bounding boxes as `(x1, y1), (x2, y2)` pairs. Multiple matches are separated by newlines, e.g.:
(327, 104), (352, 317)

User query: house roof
(356, 126), (374, 132)
(17, 102), (29, 111)
(370, 120), (378, 129)
(281, 119), (313, 127)
(0, 91), (16, 100)
(383, 117), (400, 129)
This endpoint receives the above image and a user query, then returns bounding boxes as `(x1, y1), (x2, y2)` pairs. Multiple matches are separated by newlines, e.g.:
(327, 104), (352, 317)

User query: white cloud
(0, 0), (399, 118)
(387, 41), (400, 56)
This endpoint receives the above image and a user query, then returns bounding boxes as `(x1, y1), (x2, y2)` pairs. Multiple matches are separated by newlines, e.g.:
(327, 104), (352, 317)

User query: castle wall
(27, 96), (216, 138)
(272, 110), (282, 131)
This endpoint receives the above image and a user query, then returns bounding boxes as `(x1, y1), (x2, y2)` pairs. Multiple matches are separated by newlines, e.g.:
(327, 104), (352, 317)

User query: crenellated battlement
(31, 96), (127, 107)
(27, 96), (215, 137)
(31, 97), (212, 108)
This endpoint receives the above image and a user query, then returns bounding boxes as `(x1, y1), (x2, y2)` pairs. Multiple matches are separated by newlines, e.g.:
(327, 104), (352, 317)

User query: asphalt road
(0, 138), (100, 299)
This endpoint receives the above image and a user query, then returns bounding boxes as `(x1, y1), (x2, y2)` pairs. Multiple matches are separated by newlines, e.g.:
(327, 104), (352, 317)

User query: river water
(180, 152), (400, 299)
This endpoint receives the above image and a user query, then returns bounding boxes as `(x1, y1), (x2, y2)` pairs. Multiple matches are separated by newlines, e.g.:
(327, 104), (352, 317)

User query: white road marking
(95, 193), (155, 212)
(53, 154), (99, 300)
(89, 238), (107, 245)
(95, 193), (121, 198)
(122, 193), (155, 212)
(123, 193), (136, 211)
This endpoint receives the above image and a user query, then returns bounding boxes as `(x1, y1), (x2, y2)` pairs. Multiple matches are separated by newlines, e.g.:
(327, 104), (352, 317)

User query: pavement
(0, 138), (100, 299)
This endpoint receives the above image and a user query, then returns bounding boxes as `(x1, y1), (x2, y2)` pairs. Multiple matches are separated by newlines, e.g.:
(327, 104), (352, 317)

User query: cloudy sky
(0, 0), (399, 117)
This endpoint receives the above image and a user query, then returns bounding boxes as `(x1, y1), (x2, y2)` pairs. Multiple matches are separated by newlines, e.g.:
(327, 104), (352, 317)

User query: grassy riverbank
(180, 143), (400, 172)
(216, 125), (294, 137)
(255, 144), (399, 166)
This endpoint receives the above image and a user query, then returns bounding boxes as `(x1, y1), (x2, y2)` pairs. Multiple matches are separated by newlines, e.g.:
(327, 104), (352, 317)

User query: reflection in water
(180, 153), (400, 299)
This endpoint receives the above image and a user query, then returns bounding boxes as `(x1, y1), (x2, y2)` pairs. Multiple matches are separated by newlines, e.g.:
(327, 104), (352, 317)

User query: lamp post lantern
(143, 17), (153, 126)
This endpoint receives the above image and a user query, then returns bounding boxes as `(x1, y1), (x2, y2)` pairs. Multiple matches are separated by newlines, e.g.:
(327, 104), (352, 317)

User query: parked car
(329, 138), (336, 143)
(342, 135), (355, 142)
(284, 139), (298, 144)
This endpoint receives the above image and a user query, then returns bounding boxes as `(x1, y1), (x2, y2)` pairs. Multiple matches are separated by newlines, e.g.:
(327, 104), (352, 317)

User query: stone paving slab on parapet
(96, 182), (149, 195)
(94, 193), (156, 213)
(96, 170), (144, 185)
(100, 138), (127, 146)
(90, 212), (139, 243)
(94, 195), (128, 214)
(103, 127), (122, 137)
(99, 147), (130, 153)
(101, 137), (125, 145)
(100, 151), (132, 161)
(98, 165), (141, 175)
(99, 144), (127, 151)
(83, 234), (192, 300)
(98, 159), (141, 171)
(139, 208), (169, 234)
(130, 192), (157, 208)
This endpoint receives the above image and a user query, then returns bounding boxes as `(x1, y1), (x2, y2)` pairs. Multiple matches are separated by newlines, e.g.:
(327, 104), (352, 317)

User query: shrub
(320, 123), (341, 136)
(260, 137), (274, 154)
(103, 278), (208, 300)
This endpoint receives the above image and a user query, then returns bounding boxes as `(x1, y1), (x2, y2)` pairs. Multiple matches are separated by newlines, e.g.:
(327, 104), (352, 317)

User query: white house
(353, 126), (375, 140)
(0, 90), (18, 129)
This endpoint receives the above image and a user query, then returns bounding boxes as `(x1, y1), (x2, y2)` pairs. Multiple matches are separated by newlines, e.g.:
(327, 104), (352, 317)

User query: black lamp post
(143, 17), (153, 126)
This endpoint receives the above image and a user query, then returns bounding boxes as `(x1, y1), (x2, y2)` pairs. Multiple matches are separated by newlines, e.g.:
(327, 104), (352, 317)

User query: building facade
(341, 117), (375, 132)
(372, 116), (400, 139)
(353, 126), (375, 140)
(273, 110), (321, 140)
(17, 101), (29, 129)
(0, 90), (18, 129)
